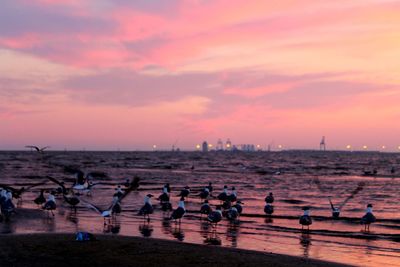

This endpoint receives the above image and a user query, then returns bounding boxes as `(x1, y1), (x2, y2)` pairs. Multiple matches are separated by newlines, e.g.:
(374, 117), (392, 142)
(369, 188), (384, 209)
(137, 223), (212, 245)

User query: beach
(0, 233), (349, 267)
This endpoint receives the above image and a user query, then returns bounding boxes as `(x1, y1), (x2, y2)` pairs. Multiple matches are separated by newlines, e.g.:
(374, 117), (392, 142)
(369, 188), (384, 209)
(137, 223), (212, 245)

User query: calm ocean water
(1, 150), (400, 266)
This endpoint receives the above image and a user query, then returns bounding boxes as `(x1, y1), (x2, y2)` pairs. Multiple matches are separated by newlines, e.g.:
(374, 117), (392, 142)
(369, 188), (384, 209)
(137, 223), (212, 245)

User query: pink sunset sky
(1, 0), (400, 151)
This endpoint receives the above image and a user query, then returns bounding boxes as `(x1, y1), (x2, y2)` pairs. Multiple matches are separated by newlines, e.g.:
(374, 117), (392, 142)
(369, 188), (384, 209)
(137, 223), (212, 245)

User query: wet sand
(0, 233), (350, 267)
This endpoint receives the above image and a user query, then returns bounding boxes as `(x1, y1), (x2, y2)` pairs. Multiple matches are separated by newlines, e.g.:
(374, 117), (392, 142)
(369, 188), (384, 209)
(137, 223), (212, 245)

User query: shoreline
(0, 233), (351, 267)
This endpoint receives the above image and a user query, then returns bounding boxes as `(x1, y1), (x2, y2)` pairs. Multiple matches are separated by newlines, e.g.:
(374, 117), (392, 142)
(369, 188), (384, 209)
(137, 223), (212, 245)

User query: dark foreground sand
(0, 234), (351, 267)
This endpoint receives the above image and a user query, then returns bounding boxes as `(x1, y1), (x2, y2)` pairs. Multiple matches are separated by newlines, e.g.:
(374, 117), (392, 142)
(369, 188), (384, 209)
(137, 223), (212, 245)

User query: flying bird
(25, 146), (50, 153)
(82, 182), (137, 225)
(0, 180), (48, 200)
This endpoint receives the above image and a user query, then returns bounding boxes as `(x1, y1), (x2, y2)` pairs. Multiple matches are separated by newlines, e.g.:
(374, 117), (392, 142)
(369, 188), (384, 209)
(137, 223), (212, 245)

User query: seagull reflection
(139, 221), (153, 237)
(161, 217), (172, 235)
(0, 220), (16, 234)
(66, 210), (79, 224)
(42, 216), (56, 232)
(103, 217), (120, 234)
(199, 220), (211, 239)
(226, 223), (240, 247)
(299, 232), (312, 258)
(264, 217), (274, 224)
(171, 224), (185, 241)
(204, 229), (221, 246)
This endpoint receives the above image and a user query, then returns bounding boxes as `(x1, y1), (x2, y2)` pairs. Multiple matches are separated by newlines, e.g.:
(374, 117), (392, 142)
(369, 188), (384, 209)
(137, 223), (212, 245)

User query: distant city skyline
(1, 1), (400, 150)
(11, 137), (400, 152)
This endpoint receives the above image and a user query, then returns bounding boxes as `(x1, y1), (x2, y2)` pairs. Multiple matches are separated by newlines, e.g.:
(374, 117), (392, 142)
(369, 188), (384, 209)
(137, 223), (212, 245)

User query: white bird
(81, 182), (136, 225)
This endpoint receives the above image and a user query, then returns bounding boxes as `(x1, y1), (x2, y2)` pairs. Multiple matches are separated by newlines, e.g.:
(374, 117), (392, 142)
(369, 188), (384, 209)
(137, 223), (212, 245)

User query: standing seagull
(226, 206), (239, 222)
(177, 186), (190, 198)
(218, 186), (229, 202)
(199, 187), (210, 200)
(208, 206), (223, 227)
(200, 200), (212, 217)
(228, 187), (237, 202)
(265, 192), (274, 204)
(361, 204), (376, 232)
(43, 192), (57, 216)
(299, 207), (312, 230)
(1, 191), (15, 221)
(138, 194), (154, 222)
(232, 200), (243, 215)
(158, 187), (172, 212)
(170, 197), (186, 223)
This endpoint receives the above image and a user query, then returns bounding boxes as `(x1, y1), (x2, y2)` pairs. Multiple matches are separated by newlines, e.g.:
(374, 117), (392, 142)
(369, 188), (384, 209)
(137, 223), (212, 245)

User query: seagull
(114, 185), (124, 198)
(73, 180), (98, 195)
(199, 187), (210, 200)
(206, 182), (213, 193)
(138, 194), (154, 222)
(207, 206), (223, 227)
(0, 190), (15, 221)
(82, 197), (120, 225)
(226, 206), (239, 222)
(46, 176), (69, 195)
(232, 200), (243, 215)
(228, 186), (237, 202)
(265, 192), (274, 204)
(82, 182), (136, 225)
(42, 191), (57, 216)
(34, 189), (46, 206)
(200, 200), (212, 217)
(158, 186), (170, 203)
(0, 180), (48, 201)
(25, 145), (50, 153)
(170, 197), (186, 223)
(129, 176), (141, 190)
(299, 207), (312, 231)
(158, 187), (172, 212)
(329, 181), (365, 219)
(0, 189), (7, 205)
(329, 198), (340, 219)
(177, 186), (190, 198)
(361, 204), (376, 232)
(217, 185), (229, 202)
(163, 183), (171, 193)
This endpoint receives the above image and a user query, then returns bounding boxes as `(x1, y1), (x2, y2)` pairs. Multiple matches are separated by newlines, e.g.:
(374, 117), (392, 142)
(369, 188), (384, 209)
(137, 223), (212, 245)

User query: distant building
(226, 138), (232, 151)
(202, 141), (208, 152)
(320, 136), (326, 151)
(216, 139), (224, 151)
(240, 144), (255, 152)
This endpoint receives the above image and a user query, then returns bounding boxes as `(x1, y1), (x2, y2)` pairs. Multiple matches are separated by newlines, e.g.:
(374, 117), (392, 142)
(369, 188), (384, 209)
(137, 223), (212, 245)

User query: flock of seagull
(0, 172), (377, 234)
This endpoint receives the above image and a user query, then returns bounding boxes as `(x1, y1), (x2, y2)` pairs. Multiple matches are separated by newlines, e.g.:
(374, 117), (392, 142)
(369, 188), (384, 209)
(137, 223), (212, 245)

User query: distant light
(208, 144), (213, 148)
(256, 144), (261, 148)
(226, 144), (231, 148)
(196, 144), (201, 150)
(346, 145), (352, 149)
(152, 145), (157, 149)
(278, 145), (283, 149)
(398, 146), (400, 150)
(382, 145), (386, 150)
(363, 145), (368, 150)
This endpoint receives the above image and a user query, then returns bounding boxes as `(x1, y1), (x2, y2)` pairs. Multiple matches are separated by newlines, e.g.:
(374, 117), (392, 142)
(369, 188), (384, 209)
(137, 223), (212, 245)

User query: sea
(1, 150), (400, 267)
